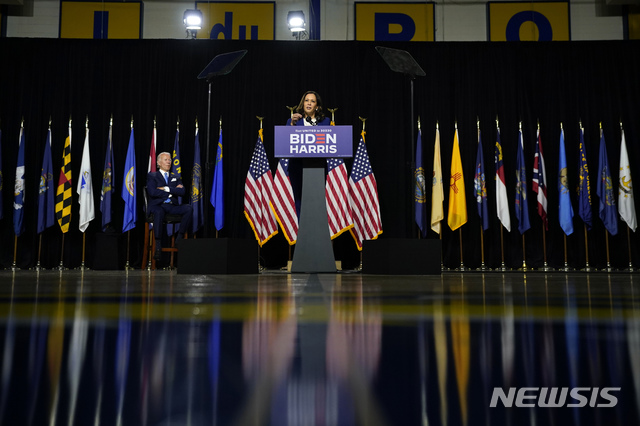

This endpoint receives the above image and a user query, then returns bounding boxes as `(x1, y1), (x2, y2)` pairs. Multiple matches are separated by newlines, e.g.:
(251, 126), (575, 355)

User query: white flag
(618, 129), (637, 232)
(77, 127), (95, 232)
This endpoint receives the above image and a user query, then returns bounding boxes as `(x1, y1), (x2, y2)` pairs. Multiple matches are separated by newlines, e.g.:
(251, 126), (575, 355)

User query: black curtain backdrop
(1, 38), (639, 270)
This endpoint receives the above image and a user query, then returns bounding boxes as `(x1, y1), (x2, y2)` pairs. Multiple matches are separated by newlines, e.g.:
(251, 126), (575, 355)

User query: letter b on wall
(356, 3), (435, 41)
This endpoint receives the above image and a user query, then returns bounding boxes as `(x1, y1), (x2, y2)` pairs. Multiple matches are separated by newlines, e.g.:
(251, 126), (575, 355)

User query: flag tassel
(627, 226), (635, 272)
(457, 229), (465, 271)
(583, 224), (592, 271)
(58, 234), (66, 270)
(479, 226), (487, 271)
(12, 236), (18, 271)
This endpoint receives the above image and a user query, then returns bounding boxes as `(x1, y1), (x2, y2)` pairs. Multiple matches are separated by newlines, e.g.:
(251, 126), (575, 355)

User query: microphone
(305, 116), (316, 125)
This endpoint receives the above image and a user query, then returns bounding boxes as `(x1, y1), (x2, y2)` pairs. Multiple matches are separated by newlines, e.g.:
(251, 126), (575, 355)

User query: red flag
(148, 125), (157, 173)
(349, 132), (382, 250)
(244, 131), (278, 246)
(326, 158), (353, 238)
(532, 128), (548, 230)
(271, 158), (298, 244)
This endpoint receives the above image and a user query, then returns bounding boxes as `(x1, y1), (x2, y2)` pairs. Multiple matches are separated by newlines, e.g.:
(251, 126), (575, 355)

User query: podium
(275, 125), (353, 273)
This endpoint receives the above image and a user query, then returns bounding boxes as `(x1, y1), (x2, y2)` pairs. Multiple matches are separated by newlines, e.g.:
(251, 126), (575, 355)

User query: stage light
(287, 10), (306, 33)
(183, 9), (203, 38)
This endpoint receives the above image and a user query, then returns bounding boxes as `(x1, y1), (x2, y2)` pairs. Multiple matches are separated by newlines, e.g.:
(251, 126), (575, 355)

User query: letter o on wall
(505, 11), (553, 41)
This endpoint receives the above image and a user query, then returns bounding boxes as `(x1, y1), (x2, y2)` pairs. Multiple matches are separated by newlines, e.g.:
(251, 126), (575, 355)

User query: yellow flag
(431, 126), (444, 234)
(448, 129), (467, 230)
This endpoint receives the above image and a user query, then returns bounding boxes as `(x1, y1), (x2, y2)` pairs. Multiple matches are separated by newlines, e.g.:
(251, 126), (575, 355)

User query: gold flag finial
(256, 116), (264, 129)
(560, 122), (563, 131)
(69, 116), (72, 128)
(177, 116), (180, 130)
(537, 119), (540, 131)
(195, 116), (198, 129)
(359, 116), (367, 132)
(86, 115), (89, 128)
(49, 116), (52, 127)
(110, 114), (113, 127)
(599, 121), (602, 130)
(285, 106), (295, 118)
(328, 107), (338, 123)
(153, 115), (156, 127)
(579, 119), (583, 130)
(21, 117), (24, 128)
(418, 116), (421, 131)
(620, 119), (623, 130)
(477, 116), (480, 130)
(436, 120), (439, 130)
(131, 115), (134, 129)
(496, 115), (499, 129)
(519, 120), (522, 131)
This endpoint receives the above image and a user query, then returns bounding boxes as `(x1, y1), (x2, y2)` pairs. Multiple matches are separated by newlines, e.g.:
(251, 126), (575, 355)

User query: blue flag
(596, 129), (618, 235)
(0, 129), (3, 220)
(415, 129), (427, 236)
(191, 128), (203, 233)
(13, 127), (26, 236)
(101, 125), (114, 231)
(515, 129), (530, 234)
(37, 128), (55, 234)
(211, 129), (224, 231)
(474, 128), (489, 231)
(577, 127), (593, 230)
(121, 129), (137, 233)
(558, 129), (574, 236)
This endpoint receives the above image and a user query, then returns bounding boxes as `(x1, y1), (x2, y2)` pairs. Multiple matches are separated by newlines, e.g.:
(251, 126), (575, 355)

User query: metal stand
(197, 50), (247, 237)
(583, 224), (592, 272)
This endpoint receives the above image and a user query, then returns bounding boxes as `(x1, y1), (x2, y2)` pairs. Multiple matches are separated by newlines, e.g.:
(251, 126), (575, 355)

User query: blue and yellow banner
(355, 2), (435, 41)
(60, 1), (142, 39)
(487, 1), (570, 41)
(196, 2), (274, 40)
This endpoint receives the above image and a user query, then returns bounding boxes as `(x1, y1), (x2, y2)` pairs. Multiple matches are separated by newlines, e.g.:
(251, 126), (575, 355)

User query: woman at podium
(287, 91), (331, 126)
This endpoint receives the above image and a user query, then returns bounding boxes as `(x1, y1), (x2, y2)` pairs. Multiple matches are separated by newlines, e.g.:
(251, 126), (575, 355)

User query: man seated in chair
(147, 152), (193, 260)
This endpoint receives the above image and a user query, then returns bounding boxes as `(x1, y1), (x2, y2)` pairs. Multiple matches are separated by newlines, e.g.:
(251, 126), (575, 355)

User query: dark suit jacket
(146, 171), (185, 207)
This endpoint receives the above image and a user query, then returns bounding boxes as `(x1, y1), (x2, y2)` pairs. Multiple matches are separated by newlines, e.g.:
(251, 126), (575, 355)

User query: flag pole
(520, 234), (527, 271)
(125, 116), (134, 271)
(627, 226), (635, 272)
(12, 236), (18, 271)
(458, 229), (465, 271)
(583, 223), (591, 271)
(499, 226), (507, 271)
(541, 222), (550, 271)
(58, 234), (66, 270)
(36, 235), (43, 271)
(479, 225), (487, 271)
(257, 115), (264, 272)
(605, 230), (612, 272)
(562, 233), (570, 271)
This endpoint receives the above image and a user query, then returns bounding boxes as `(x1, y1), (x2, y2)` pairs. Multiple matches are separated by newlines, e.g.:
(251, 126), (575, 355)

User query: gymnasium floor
(0, 269), (638, 426)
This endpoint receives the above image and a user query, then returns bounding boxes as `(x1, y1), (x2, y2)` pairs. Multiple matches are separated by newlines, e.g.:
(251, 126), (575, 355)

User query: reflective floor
(0, 270), (639, 426)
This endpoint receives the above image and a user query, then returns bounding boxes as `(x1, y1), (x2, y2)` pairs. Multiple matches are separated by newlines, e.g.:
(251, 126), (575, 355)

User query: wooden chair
(141, 188), (185, 270)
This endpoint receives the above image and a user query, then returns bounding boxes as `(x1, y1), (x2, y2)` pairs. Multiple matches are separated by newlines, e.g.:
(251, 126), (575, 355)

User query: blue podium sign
(274, 125), (353, 158)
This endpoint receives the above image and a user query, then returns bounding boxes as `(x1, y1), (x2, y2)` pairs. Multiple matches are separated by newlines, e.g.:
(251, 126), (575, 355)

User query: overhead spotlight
(183, 9), (203, 38)
(287, 10), (306, 33)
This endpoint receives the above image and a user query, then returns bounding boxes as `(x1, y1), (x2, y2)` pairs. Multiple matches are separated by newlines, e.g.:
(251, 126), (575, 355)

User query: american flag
(244, 135), (278, 246)
(349, 133), (382, 250)
(326, 157), (353, 238)
(271, 158), (298, 244)
(532, 128), (548, 230)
